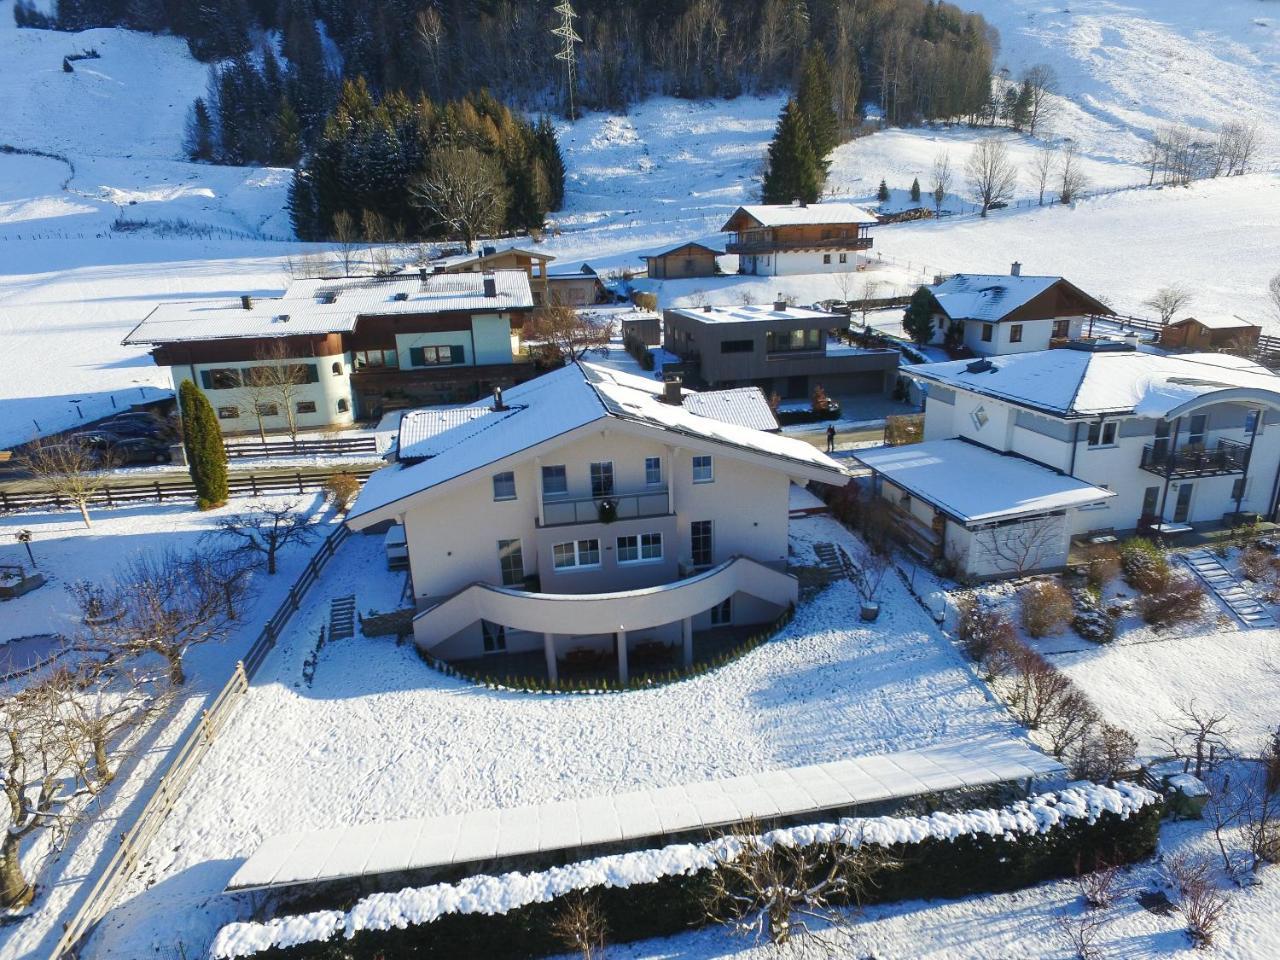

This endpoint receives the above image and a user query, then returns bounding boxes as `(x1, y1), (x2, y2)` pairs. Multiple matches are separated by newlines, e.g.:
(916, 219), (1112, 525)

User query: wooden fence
(0, 466), (376, 515)
(223, 436), (379, 459)
(50, 522), (353, 959)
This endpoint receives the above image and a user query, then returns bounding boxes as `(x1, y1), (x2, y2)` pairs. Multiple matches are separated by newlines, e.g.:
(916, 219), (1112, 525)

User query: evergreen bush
(178, 379), (228, 509)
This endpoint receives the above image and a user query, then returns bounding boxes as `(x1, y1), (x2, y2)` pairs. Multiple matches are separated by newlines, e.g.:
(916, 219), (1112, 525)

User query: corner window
(590, 461), (614, 497)
(981, 324), (993, 343)
(296, 400), (317, 414)
(553, 538), (600, 570)
(1086, 420), (1117, 447)
(645, 456), (662, 486)
(1009, 323), (1023, 343)
(216, 405), (240, 419)
(542, 465), (568, 497)
(692, 455), (713, 483)
(497, 539), (524, 586)
(618, 532), (663, 564)
(492, 471), (516, 501)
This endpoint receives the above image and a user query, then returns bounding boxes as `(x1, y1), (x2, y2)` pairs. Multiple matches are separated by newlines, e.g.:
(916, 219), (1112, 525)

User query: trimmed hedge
(215, 785), (1162, 959)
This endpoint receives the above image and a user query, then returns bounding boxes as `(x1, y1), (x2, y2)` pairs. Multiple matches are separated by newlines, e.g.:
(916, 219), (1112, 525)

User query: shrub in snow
(1137, 574), (1205, 628)
(1078, 543), (1121, 591)
(955, 595), (1016, 664)
(209, 783), (1162, 959)
(1071, 588), (1116, 644)
(1069, 722), (1138, 783)
(1121, 538), (1169, 593)
(1020, 580), (1073, 638)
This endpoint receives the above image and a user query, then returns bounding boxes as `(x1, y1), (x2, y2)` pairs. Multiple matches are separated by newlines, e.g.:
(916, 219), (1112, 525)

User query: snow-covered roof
(907, 346), (1280, 419)
(855, 439), (1115, 524)
(723, 202), (878, 229)
(1169, 315), (1259, 331)
(668, 303), (840, 324)
(225, 734), (1062, 892)
(643, 241), (723, 259)
(547, 262), (598, 279)
(347, 362), (844, 524)
(927, 274), (1110, 323)
(681, 387), (779, 431)
(123, 271), (534, 345)
(397, 407), (501, 462)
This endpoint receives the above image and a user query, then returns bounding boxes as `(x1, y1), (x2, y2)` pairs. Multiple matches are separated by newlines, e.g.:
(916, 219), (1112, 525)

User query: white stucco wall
(171, 355), (355, 434)
(963, 318), (1057, 356)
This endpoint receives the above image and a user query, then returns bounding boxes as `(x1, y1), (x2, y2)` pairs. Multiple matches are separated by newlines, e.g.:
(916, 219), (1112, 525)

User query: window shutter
(449, 345), (466, 365)
(409, 346), (425, 366)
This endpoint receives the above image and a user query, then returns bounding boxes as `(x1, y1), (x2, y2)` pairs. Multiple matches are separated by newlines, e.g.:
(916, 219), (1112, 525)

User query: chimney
(702, 304), (713, 313)
(482, 271), (498, 298)
(492, 386), (506, 411)
(773, 297), (788, 313)
(240, 295), (252, 310)
(418, 267), (428, 282)
(1010, 261), (1022, 277)
(662, 373), (682, 405)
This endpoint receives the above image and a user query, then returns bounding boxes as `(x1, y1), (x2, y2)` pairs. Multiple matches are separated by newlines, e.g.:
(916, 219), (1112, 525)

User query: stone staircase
(328, 595), (357, 641)
(1180, 550), (1276, 628)
(813, 542), (843, 582)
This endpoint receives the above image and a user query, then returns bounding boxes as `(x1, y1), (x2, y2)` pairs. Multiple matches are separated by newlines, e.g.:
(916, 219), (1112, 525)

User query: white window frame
(542, 464), (568, 498)
(590, 460), (615, 497)
(644, 456), (662, 486)
(492, 471), (517, 502)
(552, 538), (601, 570)
(617, 532), (663, 564)
(1087, 420), (1118, 448)
(692, 455), (714, 484)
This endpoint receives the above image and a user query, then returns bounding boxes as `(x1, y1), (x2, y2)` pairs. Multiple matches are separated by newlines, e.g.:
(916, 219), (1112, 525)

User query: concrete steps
(328, 595), (357, 641)
(1180, 550), (1275, 628)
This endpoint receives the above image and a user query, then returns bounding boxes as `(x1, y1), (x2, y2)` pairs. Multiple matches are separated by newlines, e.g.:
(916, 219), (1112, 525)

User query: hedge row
(212, 783), (1162, 959)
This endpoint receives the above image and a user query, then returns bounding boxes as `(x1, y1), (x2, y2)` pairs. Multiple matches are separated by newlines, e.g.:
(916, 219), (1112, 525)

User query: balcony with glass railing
(539, 488), (670, 527)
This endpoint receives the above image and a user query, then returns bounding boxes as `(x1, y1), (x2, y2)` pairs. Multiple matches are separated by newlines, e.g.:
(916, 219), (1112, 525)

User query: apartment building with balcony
(345, 362), (846, 681)
(123, 270), (538, 433)
(663, 301), (899, 399)
(853, 342), (1280, 578)
(721, 202), (877, 276)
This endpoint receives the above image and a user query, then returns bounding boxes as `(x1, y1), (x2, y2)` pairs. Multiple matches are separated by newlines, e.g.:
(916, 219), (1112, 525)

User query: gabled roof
(855, 438), (1114, 524)
(548, 263), (599, 279)
(124, 271), (534, 346)
(681, 387), (779, 432)
(347, 363), (844, 524)
(435, 247), (556, 272)
(907, 346), (1280, 419)
(1169, 315), (1259, 331)
(721, 202), (878, 232)
(643, 241), (723, 260)
(928, 274), (1112, 323)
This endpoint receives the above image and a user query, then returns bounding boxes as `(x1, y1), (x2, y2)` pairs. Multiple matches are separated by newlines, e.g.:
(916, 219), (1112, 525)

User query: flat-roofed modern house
(642, 241), (722, 279)
(123, 270), (538, 432)
(663, 301), (899, 399)
(1161, 315), (1262, 353)
(721, 201), (877, 276)
(345, 362), (845, 681)
(923, 268), (1114, 356)
(855, 342), (1280, 578)
(434, 246), (555, 305)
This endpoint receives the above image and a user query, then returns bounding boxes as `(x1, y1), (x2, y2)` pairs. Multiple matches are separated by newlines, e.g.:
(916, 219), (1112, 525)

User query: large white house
(345, 362), (847, 680)
(855, 342), (1280, 578)
(721, 202), (877, 276)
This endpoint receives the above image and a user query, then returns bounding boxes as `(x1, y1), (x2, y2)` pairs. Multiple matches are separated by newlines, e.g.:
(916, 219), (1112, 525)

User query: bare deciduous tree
(1212, 121), (1258, 177)
(1021, 63), (1057, 137)
(965, 138), (1018, 217)
(931, 149), (953, 214)
(1069, 721), (1137, 782)
(999, 642), (1077, 731)
(214, 499), (318, 575)
(548, 891), (608, 960)
(1158, 700), (1233, 779)
(1267, 272), (1280, 328)
(524, 304), (610, 362)
(1165, 852), (1229, 948)
(17, 437), (116, 529)
(410, 146), (508, 252)
(1029, 144), (1056, 206)
(1056, 908), (1107, 960)
(1144, 284), (1194, 326)
(1057, 142), (1089, 204)
(331, 210), (360, 275)
(972, 514), (1062, 575)
(246, 340), (315, 440)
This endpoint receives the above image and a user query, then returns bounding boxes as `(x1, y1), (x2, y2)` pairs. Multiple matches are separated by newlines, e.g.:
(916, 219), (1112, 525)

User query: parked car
(65, 431), (120, 449)
(102, 412), (177, 435)
(110, 437), (173, 464)
(98, 417), (175, 439)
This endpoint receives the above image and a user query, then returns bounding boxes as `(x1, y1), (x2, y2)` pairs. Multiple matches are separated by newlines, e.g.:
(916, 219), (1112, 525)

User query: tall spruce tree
(796, 47), (838, 167)
(910, 177), (921, 202)
(761, 99), (822, 205)
(179, 379), (228, 509)
(903, 286), (938, 345)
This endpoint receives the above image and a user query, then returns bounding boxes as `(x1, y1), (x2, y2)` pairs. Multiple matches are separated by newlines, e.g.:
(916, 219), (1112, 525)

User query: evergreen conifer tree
(877, 179), (890, 202)
(184, 97), (214, 161)
(761, 99), (822, 205)
(903, 286), (938, 345)
(534, 116), (566, 210)
(910, 177), (921, 202)
(178, 379), (228, 509)
(796, 47), (838, 167)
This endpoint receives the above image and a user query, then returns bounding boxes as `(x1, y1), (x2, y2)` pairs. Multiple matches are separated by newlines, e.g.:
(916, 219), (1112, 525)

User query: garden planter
(0, 572), (45, 600)
(859, 601), (881, 622)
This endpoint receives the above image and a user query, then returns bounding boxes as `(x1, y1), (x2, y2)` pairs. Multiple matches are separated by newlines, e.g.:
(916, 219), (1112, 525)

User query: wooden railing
(223, 436), (378, 459)
(50, 522), (353, 959)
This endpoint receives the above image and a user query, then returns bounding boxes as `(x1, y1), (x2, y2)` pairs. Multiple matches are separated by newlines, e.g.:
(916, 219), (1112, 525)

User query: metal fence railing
(50, 522), (353, 959)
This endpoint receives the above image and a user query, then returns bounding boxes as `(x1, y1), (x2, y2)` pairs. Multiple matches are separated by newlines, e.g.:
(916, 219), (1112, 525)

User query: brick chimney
(773, 297), (788, 312)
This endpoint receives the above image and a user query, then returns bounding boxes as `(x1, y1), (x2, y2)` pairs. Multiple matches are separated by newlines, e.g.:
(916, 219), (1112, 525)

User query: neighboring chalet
(1161, 315), (1261, 353)
(435, 246), (555, 306)
(642, 242), (722, 279)
(855, 343), (1280, 578)
(721, 201), (877, 276)
(345, 362), (845, 680)
(923, 268), (1114, 355)
(663, 300), (899, 398)
(123, 270), (538, 433)
(547, 263), (608, 305)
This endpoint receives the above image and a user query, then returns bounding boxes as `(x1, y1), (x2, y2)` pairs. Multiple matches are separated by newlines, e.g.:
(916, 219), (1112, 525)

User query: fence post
(251, 475), (258, 496)
(154, 480), (162, 502)
(296, 472), (304, 494)
(235, 660), (248, 692)
(199, 708), (212, 743)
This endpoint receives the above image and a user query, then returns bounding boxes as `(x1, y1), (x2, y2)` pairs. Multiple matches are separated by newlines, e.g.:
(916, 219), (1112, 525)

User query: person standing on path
(826, 424), (836, 453)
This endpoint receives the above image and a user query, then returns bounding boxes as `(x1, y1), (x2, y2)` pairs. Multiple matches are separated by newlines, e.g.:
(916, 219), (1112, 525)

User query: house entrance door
(1173, 484), (1194, 523)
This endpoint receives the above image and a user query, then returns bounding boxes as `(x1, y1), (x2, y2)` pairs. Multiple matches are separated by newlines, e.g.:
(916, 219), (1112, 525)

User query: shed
(621, 312), (661, 347)
(642, 242), (722, 279)
(1160, 315), (1261, 352)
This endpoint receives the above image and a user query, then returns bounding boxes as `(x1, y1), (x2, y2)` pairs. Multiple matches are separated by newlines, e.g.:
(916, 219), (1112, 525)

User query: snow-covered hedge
(211, 782), (1161, 959)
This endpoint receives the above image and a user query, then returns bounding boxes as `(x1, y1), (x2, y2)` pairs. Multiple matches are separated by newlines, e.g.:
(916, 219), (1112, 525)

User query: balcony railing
(725, 236), (874, 255)
(541, 488), (669, 526)
(1139, 438), (1250, 478)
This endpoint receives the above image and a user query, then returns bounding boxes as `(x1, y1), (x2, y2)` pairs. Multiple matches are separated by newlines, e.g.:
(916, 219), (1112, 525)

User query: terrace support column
(681, 617), (693, 667)
(616, 630), (629, 685)
(543, 633), (557, 684)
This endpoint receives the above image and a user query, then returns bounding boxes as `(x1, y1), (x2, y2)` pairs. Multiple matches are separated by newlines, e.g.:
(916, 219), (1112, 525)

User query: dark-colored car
(98, 418), (175, 439)
(110, 437), (173, 464)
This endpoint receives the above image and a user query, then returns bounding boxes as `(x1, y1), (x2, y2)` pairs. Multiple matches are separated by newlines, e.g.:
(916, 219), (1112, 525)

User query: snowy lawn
(86, 514), (1031, 957)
